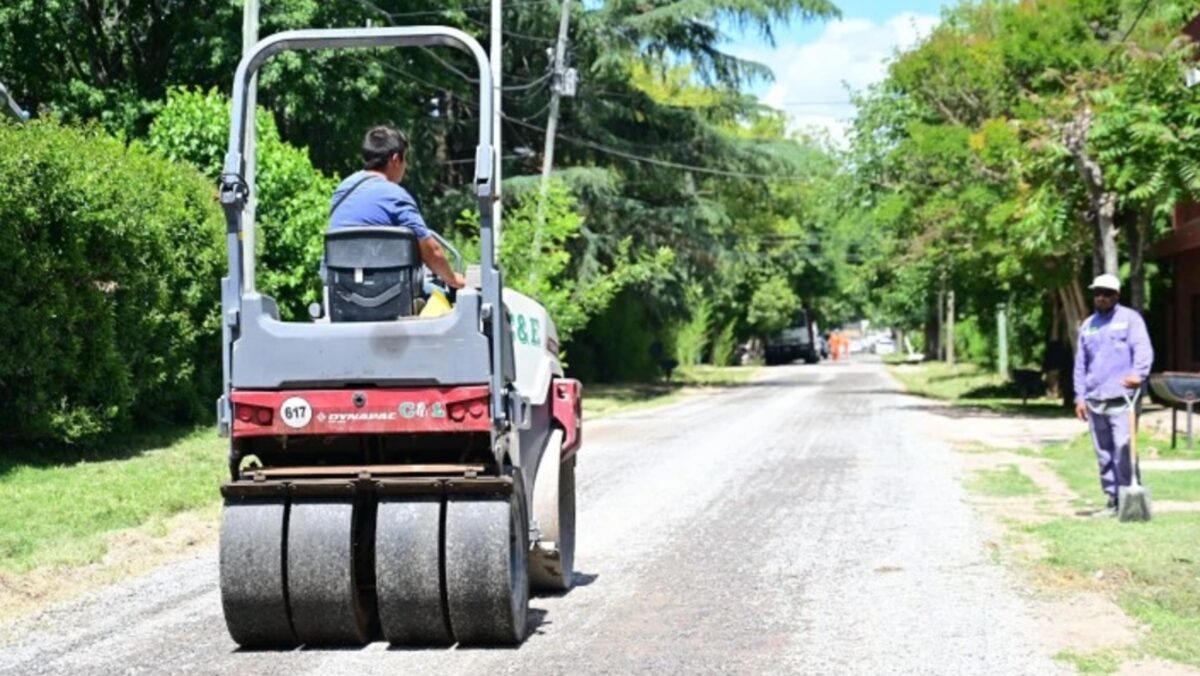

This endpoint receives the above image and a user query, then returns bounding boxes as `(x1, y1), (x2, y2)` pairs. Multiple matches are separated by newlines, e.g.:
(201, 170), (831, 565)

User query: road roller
(214, 27), (581, 647)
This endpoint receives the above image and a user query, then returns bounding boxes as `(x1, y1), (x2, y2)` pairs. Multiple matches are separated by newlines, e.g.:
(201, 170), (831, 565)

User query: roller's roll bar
(217, 27), (510, 428)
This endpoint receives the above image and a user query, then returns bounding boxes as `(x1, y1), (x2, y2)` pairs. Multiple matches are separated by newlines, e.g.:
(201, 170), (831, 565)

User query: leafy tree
(747, 277), (801, 336)
(147, 88), (336, 319)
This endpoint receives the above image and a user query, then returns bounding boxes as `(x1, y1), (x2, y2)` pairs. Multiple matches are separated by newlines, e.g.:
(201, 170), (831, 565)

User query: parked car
(873, 338), (896, 355)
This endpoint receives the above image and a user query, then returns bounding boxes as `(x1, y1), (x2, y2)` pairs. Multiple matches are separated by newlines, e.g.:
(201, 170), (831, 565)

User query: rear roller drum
(286, 499), (371, 645)
(220, 499), (297, 648)
(531, 431), (576, 592)
(445, 469), (530, 645)
(375, 497), (452, 645)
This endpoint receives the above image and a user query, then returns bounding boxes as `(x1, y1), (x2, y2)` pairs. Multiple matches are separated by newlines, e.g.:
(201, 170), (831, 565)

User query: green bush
(954, 314), (993, 366)
(674, 287), (711, 366)
(0, 120), (224, 442)
(148, 88), (336, 319)
(710, 319), (738, 366)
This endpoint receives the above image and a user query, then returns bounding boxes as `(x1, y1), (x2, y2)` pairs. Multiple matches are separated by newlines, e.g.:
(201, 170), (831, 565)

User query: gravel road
(0, 360), (1062, 675)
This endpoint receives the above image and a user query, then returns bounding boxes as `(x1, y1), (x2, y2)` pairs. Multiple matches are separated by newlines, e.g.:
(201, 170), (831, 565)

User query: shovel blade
(1117, 485), (1153, 523)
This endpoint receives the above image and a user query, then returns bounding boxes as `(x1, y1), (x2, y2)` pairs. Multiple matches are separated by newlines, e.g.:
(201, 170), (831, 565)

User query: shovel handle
(1125, 390), (1140, 481)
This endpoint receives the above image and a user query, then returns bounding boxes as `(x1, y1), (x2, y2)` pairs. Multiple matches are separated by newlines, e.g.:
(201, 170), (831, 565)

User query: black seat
(324, 226), (421, 322)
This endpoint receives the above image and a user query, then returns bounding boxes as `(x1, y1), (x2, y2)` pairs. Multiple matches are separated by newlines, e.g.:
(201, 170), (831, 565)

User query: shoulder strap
(329, 174), (381, 218)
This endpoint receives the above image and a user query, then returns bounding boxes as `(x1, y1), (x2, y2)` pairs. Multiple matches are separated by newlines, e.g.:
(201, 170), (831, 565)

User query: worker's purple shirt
(1073, 304), (1153, 403)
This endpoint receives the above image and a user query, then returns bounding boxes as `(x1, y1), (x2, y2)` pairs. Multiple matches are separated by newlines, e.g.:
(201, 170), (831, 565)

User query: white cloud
(731, 12), (941, 142)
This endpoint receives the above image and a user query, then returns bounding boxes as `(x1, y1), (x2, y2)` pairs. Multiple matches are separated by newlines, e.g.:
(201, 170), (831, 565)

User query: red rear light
(236, 403), (272, 426)
(449, 404), (467, 422)
(468, 401), (485, 418)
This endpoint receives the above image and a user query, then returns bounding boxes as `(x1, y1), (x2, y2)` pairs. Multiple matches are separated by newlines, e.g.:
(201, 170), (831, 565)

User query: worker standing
(1072, 274), (1153, 518)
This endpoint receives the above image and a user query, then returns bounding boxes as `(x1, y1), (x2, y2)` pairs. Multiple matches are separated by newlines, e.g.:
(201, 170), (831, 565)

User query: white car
(874, 338), (896, 355)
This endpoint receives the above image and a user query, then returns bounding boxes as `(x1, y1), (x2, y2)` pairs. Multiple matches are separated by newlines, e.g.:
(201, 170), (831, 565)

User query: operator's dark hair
(362, 125), (409, 170)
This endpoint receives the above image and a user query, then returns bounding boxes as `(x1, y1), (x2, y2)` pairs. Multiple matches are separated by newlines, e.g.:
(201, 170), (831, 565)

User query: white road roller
(214, 26), (582, 647)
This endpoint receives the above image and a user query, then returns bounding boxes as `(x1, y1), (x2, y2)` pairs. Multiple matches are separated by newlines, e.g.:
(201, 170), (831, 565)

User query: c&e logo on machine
(398, 401), (447, 419)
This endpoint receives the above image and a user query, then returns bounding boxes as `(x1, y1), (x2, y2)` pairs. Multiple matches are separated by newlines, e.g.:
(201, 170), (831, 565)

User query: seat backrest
(324, 226), (421, 322)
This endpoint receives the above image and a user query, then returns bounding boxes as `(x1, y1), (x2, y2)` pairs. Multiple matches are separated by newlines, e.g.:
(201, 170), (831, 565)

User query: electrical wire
(1117, 0), (1152, 44)
(501, 114), (804, 180)
(354, 0), (552, 22)
(1104, 0), (1153, 65)
(458, 13), (556, 43)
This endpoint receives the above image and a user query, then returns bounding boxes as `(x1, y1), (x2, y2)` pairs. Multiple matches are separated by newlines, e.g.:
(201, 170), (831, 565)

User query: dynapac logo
(315, 402), (447, 425)
(320, 411), (398, 424)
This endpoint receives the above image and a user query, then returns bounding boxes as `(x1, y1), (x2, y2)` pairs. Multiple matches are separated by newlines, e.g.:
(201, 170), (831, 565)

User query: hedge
(0, 120), (224, 442)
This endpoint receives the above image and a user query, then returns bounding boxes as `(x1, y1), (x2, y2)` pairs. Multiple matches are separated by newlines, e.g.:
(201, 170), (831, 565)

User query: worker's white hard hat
(1088, 273), (1121, 292)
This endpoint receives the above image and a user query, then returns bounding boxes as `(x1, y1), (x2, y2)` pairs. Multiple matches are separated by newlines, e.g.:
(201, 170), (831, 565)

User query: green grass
(583, 365), (758, 418)
(1020, 432), (1200, 669)
(889, 361), (1071, 417)
(1054, 649), (1123, 674)
(1028, 513), (1200, 667)
(966, 464), (1042, 497)
(1029, 434), (1200, 510)
(0, 428), (225, 573)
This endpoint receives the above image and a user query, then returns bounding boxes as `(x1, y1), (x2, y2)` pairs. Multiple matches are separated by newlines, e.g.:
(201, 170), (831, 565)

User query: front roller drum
(286, 499), (371, 645)
(220, 499), (296, 648)
(444, 469), (530, 645)
(375, 497), (452, 645)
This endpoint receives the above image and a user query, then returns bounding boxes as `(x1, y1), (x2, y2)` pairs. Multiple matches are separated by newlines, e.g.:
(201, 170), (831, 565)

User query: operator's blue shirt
(328, 171), (431, 240)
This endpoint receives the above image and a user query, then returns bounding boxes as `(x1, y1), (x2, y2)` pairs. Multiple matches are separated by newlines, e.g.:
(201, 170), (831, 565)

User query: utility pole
(531, 0), (574, 266)
(539, 0), (573, 189)
(946, 289), (956, 366)
(491, 0), (503, 247)
(242, 0), (260, 292)
(937, 283), (946, 361)
(996, 302), (1009, 375)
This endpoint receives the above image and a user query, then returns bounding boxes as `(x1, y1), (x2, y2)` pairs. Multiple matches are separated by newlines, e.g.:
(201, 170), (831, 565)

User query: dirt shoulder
(0, 505), (219, 631)
(909, 392), (1200, 675)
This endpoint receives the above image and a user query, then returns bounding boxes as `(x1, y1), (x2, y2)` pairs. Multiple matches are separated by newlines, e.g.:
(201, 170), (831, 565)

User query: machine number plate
(280, 397), (313, 429)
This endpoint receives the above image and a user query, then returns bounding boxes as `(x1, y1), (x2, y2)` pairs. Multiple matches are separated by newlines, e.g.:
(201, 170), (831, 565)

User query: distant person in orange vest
(831, 332), (845, 361)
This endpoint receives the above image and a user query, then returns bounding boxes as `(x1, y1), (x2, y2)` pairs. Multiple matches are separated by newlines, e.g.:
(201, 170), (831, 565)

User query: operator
(1072, 273), (1153, 518)
(329, 125), (465, 289)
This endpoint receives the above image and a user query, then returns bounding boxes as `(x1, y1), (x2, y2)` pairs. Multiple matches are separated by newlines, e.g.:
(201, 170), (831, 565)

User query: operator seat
(323, 226), (421, 322)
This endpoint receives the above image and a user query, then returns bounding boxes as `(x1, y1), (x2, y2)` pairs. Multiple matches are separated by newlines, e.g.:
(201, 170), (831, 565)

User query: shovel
(1118, 390), (1152, 523)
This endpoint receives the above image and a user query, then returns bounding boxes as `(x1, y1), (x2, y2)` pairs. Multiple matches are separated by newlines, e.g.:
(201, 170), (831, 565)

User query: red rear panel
(552, 378), (583, 458)
(231, 386), (491, 438)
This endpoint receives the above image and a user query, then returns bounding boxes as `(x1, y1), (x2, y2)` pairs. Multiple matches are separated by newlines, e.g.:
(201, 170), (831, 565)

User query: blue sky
(723, 0), (950, 138)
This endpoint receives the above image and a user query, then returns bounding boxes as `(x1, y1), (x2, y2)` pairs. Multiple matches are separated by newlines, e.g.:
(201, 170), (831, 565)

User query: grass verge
(1028, 512), (1200, 668)
(0, 428), (225, 573)
(583, 365), (758, 418)
(1026, 433), (1200, 511)
(889, 361), (1070, 417)
(1054, 649), (1123, 675)
(976, 433), (1200, 670)
(966, 464), (1042, 497)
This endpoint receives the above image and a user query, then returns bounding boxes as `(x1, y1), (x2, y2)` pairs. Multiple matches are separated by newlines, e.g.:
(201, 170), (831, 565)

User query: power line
(458, 13), (556, 43)
(1117, 0), (1152, 43)
(1104, 0), (1153, 65)
(354, 0), (550, 22)
(503, 114), (805, 180)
